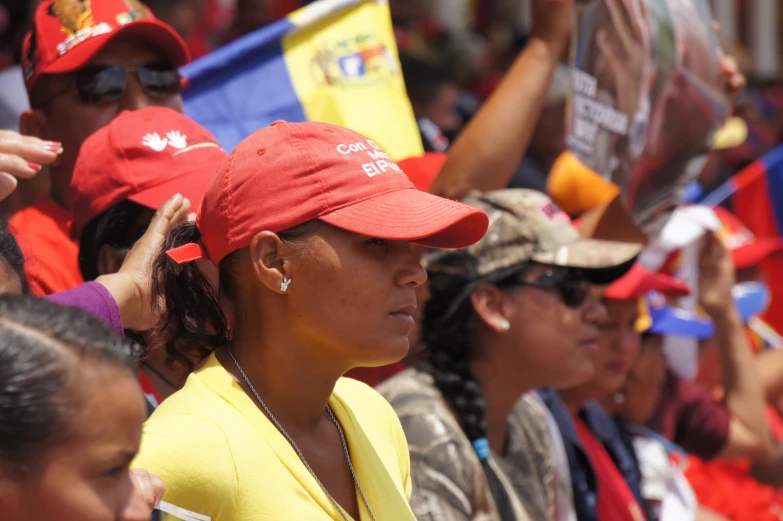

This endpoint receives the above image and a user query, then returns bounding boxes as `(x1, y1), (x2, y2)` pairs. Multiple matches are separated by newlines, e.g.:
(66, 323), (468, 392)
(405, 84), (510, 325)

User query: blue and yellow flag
(181, 0), (423, 160)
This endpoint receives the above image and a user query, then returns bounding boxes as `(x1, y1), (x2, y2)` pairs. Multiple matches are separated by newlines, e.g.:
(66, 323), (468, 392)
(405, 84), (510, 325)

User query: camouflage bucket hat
(424, 189), (641, 283)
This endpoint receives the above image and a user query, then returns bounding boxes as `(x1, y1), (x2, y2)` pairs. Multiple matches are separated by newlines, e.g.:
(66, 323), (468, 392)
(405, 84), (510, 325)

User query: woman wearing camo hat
(377, 188), (640, 521)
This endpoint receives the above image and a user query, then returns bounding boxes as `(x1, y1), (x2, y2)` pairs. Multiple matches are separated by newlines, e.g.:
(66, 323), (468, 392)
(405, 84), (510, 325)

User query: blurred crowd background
(1, 0), (782, 193)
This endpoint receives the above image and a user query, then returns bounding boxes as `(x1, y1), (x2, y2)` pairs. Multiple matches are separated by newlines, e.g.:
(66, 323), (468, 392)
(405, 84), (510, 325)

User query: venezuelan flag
(703, 144), (783, 336)
(180, 0), (423, 160)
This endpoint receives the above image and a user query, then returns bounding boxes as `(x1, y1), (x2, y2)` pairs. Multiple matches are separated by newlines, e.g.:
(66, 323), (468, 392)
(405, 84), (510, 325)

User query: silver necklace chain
(228, 348), (376, 521)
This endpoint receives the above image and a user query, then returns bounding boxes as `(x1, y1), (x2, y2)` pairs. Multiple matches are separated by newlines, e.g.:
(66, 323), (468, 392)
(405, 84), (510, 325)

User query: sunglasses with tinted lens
(515, 268), (593, 308)
(74, 61), (182, 104)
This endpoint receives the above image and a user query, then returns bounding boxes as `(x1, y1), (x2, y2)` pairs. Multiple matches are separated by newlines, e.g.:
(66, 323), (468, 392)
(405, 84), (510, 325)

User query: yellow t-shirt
(133, 354), (414, 521)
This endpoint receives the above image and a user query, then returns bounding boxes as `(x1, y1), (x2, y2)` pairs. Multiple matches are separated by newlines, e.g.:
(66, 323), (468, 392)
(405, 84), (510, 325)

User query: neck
(50, 177), (71, 210)
(470, 348), (532, 455)
(220, 307), (344, 434)
(599, 394), (622, 417)
(558, 386), (593, 415)
(141, 349), (187, 401)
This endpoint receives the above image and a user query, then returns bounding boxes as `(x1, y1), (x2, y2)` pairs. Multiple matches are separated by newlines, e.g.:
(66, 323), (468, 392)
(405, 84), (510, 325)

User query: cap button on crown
(271, 120), (286, 126)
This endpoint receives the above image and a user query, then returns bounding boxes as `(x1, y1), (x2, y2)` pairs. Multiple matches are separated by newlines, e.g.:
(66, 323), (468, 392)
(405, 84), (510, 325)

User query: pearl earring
(498, 319), (510, 331)
(280, 277), (291, 292)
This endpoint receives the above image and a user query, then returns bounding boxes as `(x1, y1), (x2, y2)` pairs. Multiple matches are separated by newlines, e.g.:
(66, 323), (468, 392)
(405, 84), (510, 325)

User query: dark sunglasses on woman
(33, 61), (182, 107)
(514, 268), (593, 309)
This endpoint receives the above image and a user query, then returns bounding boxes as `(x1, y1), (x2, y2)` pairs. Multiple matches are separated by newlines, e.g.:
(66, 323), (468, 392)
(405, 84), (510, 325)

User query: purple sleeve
(46, 282), (124, 336)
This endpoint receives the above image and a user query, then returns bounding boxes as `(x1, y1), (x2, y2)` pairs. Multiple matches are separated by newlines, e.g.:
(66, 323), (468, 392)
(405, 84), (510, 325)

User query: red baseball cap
(166, 121), (489, 265)
(70, 107), (226, 240)
(604, 263), (691, 300)
(22, 0), (190, 92)
(398, 153), (447, 192)
(713, 206), (783, 269)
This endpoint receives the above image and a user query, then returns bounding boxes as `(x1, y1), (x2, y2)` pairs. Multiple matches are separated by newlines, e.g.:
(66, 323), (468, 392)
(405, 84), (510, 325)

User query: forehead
(89, 37), (171, 66)
(65, 365), (145, 442)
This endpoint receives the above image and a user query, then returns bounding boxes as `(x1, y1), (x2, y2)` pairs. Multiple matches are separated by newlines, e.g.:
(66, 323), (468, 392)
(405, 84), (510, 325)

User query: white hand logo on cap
(142, 133), (168, 152)
(166, 131), (187, 150)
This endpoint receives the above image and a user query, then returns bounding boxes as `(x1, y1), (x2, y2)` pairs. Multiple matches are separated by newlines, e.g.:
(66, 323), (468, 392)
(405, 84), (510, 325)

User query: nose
(120, 73), (152, 111)
(617, 327), (641, 356)
(583, 289), (608, 323)
(397, 244), (428, 288)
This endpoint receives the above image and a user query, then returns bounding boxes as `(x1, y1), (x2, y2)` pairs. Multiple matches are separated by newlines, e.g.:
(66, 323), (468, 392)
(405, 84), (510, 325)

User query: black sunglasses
(513, 268), (593, 308)
(34, 61), (182, 107)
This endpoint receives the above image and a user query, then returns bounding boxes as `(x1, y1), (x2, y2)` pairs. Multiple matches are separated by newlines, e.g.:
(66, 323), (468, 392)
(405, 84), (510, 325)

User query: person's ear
(19, 110), (48, 139)
(248, 231), (293, 294)
(470, 284), (512, 333)
(97, 244), (128, 277)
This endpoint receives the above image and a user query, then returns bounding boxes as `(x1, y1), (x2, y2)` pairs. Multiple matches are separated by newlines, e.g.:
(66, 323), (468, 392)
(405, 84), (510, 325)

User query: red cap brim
(732, 238), (783, 269)
(604, 263), (691, 300)
(41, 20), (189, 78)
(127, 167), (213, 214)
(319, 188), (489, 249)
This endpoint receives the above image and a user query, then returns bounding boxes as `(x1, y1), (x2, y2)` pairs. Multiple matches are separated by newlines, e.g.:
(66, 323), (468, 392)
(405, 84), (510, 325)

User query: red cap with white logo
(70, 107), (226, 240)
(22, 0), (189, 92)
(166, 121), (489, 265)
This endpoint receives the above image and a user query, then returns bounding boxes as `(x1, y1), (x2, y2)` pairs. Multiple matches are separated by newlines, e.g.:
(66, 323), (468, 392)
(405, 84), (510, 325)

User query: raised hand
(0, 131), (62, 201)
(597, 0), (654, 118)
(698, 231), (736, 317)
(531, 0), (576, 54)
(96, 194), (192, 331)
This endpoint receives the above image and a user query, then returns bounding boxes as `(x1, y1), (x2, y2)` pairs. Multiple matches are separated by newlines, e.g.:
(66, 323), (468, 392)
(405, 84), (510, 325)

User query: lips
(579, 335), (600, 353)
(389, 304), (417, 324)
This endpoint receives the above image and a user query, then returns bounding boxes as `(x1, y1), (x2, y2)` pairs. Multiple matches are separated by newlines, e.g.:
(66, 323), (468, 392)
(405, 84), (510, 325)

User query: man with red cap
(9, 0), (190, 296)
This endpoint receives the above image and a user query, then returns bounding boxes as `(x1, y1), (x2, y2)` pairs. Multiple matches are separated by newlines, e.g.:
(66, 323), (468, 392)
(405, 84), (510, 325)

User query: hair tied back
(472, 437), (490, 461)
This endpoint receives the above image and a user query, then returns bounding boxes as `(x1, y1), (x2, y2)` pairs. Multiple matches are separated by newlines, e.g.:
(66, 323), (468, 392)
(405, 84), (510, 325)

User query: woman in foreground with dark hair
(378, 189), (640, 521)
(0, 295), (156, 521)
(134, 121), (489, 521)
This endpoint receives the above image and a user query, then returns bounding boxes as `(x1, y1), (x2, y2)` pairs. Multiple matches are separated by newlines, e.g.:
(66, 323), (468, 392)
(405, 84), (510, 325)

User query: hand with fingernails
(0, 130), (62, 201)
(130, 467), (165, 509)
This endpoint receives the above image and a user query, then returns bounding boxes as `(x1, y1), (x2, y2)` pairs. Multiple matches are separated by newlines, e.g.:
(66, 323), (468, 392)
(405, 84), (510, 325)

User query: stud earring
(280, 277), (291, 292)
(498, 319), (510, 331)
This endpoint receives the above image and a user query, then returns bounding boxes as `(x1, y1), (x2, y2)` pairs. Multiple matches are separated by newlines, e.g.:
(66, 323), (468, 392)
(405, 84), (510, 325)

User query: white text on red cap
(336, 138), (403, 178)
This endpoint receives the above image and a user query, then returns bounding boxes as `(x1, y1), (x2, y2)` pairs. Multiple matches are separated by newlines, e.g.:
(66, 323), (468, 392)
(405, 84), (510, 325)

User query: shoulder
(135, 414), (237, 521)
(378, 369), (479, 489)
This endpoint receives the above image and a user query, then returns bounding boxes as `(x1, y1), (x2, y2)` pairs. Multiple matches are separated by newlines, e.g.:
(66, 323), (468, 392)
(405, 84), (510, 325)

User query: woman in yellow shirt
(133, 121), (489, 521)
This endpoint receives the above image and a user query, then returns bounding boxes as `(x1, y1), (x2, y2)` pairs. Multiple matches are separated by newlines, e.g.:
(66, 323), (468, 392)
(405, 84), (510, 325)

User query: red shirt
(573, 416), (645, 521)
(9, 197), (84, 296)
(645, 369), (730, 460)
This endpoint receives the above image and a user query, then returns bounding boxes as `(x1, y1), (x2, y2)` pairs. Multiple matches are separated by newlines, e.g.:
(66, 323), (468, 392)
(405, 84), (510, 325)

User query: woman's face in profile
(283, 221), (427, 369)
(0, 367), (150, 521)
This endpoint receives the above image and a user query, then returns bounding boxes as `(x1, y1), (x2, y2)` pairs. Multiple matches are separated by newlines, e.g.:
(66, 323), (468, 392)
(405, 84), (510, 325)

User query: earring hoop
(280, 277), (291, 292)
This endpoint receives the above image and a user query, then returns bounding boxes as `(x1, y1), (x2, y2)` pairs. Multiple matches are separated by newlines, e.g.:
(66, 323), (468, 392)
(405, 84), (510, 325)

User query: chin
(553, 361), (596, 390)
(363, 337), (411, 367)
(600, 372), (629, 396)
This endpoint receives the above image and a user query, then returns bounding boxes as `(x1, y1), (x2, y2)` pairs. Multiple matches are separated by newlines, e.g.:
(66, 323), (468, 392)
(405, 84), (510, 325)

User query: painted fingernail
(42, 141), (62, 152)
(27, 162), (42, 172)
